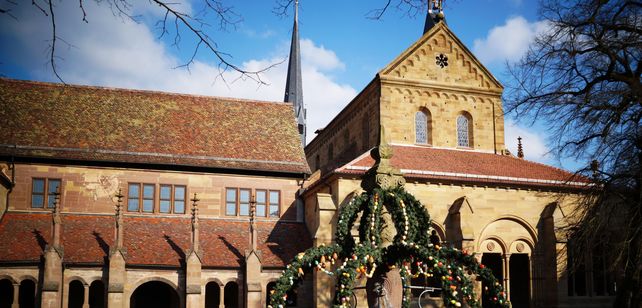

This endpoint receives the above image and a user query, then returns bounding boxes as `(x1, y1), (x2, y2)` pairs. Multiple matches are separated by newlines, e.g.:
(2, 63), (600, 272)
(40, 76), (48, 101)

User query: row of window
(225, 188), (280, 218)
(415, 110), (473, 148)
(30, 179), (281, 217)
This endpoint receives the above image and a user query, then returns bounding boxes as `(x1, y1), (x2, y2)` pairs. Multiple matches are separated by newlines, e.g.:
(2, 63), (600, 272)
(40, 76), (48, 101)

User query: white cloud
(0, 0), (356, 144)
(473, 16), (549, 65)
(504, 120), (550, 163)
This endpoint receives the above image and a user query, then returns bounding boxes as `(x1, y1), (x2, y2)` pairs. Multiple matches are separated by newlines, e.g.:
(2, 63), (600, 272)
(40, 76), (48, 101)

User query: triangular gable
(380, 23), (502, 91)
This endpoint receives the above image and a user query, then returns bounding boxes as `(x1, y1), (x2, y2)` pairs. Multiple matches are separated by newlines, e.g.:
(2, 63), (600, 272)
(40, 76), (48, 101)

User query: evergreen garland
(268, 187), (509, 308)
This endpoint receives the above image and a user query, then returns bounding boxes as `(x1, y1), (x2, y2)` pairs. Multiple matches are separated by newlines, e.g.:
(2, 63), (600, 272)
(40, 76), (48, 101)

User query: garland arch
(268, 186), (510, 308)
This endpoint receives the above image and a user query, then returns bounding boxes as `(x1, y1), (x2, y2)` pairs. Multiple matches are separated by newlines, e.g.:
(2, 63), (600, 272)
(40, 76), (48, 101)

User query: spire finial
(51, 186), (62, 249)
(190, 193), (200, 253)
(249, 194), (258, 251)
(295, 0), (299, 22)
(424, 0), (446, 34)
(517, 136), (524, 159)
(114, 188), (125, 251)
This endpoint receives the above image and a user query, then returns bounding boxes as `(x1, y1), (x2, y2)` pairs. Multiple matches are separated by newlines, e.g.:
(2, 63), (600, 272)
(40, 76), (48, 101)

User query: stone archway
(0, 278), (14, 307)
(479, 218), (537, 308)
(130, 281), (179, 308)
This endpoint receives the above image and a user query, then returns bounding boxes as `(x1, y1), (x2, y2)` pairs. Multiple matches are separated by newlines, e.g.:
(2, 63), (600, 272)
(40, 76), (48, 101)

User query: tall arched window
(456, 114), (472, 148)
(415, 109), (432, 144)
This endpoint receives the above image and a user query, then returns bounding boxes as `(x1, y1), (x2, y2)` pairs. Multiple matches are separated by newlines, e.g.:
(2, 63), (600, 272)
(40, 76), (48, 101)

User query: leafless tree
(0, 0), (281, 84)
(505, 1), (641, 306)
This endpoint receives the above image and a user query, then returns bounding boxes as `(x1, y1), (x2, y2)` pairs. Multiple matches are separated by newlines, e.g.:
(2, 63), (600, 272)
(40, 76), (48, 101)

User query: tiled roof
(335, 145), (588, 188)
(0, 213), (311, 268)
(0, 78), (309, 174)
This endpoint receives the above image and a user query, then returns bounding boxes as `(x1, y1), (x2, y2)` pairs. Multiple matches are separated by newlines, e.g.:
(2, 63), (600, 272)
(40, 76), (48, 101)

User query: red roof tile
(335, 145), (588, 188)
(0, 78), (309, 174)
(0, 213), (311, 268)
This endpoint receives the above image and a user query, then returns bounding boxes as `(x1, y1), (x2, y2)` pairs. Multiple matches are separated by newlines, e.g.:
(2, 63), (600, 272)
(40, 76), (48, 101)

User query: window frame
(224, 188), (281, 218)
(159, 184), (187, 214)
(456, 114), (473, 148)
(31, 178), (62, 209)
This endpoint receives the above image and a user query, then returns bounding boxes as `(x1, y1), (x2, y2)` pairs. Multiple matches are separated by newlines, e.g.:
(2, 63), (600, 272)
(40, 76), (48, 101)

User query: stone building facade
(0, 5), (618, 308)
(0, 79), (313, 308)
(302, 17), (615, 308)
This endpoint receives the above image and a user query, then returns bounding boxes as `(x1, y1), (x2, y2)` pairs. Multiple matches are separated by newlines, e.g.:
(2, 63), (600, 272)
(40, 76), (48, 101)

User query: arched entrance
(68, 280), (85, 308)
(130, 281), (179, 308)
(223, 282), (238, 308)
(0, 279), (14, 307)
(18, 280), (36, 308)
(205, 281), (220, 308)
(510, 254), (531, 307)
(88, 280), (105, 308)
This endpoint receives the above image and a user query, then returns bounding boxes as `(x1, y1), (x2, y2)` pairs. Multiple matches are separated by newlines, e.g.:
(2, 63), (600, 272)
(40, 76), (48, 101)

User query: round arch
(130, 280), (179, 308)
(65, 276), (88, 285)
(0, 274), (17, 284)
(130, 276), (179, 292)
(476, 215), (538, 252)
(17, 275), (37, 284)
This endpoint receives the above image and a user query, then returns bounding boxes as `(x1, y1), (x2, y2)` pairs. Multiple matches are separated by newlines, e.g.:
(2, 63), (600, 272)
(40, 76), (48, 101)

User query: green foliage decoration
(268, 187), (509, 308)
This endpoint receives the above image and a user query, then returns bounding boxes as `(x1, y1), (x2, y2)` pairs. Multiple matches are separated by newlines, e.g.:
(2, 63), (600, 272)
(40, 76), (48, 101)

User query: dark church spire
(424, 0), (446, 34)
(285, 0), (306, 147)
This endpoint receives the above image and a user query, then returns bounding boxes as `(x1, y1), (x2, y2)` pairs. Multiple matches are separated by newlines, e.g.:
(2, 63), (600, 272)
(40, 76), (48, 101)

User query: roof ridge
(0, 77), (288, 106)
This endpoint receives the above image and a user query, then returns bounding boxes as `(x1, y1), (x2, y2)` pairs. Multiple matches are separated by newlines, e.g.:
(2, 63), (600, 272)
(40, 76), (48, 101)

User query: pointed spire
(424, 0), (446, 34)
(114, 188), (125, 251)
(284, 0), (306, 147)
(248, 194), (258, 252)
(190, 193), (200, 254)
(51, 187), (62, 251)
(517, 136), (524, 159)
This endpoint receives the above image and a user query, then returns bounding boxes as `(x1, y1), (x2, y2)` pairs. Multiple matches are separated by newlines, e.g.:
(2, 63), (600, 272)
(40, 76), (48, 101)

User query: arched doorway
(130, 281), (179, 308)
(223, 282), (238, 308)
(18, 279), (36, 308)
(0, 279), (14, 308)
(266, 282), (276, 307)
(205, 281), (220, 308)
(88, 280), (105, 308)
(68, 280), (85, 308)
(481, 253), (503, 307)
(510, 254), (531, 307)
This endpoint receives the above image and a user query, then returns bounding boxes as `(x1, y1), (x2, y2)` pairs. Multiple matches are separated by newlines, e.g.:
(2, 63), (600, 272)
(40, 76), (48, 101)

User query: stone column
(41, 190), (63, 308)
(83, 283), (90, 308)
(218, 284), (225, 308)
(108, 190), (127, 308)
(245, 194), (263, 308)
(11, 283), (19, 308)
(186, 194), (203, 308)
(503, 254), (511, 302)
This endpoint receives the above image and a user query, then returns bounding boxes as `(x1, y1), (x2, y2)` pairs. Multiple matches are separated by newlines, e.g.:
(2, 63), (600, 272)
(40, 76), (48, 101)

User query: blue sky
(0, 0), (574, 168)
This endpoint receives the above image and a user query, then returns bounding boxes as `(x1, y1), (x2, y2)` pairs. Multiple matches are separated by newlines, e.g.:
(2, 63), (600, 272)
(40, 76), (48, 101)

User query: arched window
(224, 281), (239, 308)
(266, 282), (277, 308)
(456, 114), (472, 148)
(415, 109), (432, 144)
(69, 280), (85, 308)
(205, 281), (221, 308)
(89, 280), (105, 308)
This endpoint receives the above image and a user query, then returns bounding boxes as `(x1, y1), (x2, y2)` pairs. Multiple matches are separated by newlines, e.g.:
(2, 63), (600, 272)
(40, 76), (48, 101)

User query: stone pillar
(11, 282), (19, 308)
(503, 254), (511, 301)
(41, 190), (63, 308)
(219, 284), (225, 308)
(108, 190), (127, 308)
(245, 194), (263, 308)
(312, 193), (337, 307)
(186, 194), (203, 308)
(83, 283), (90, 308)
